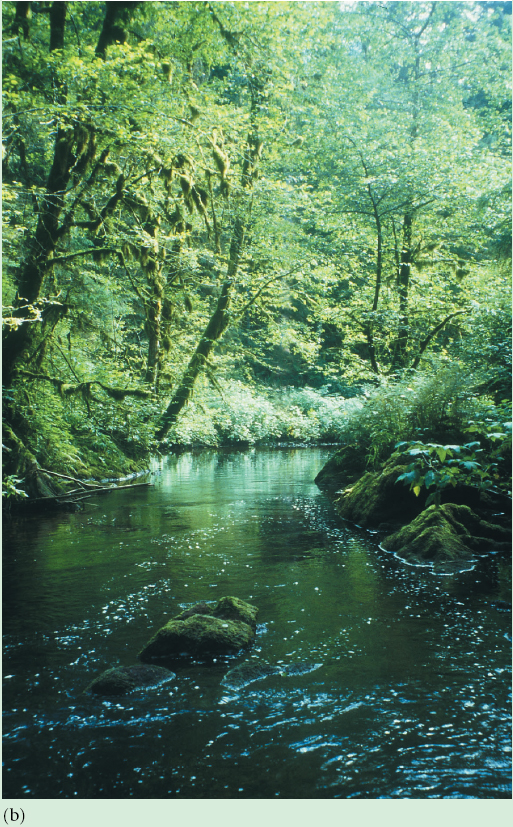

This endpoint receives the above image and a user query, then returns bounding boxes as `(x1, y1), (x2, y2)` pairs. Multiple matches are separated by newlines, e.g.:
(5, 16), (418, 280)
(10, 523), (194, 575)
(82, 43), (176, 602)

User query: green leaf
(435, 447), (447, 463)
(424, 469), (436, 488)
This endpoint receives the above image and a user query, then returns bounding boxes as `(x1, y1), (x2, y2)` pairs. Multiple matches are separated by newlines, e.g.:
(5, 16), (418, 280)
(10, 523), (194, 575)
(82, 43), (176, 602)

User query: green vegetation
(2, 1), (511, 506)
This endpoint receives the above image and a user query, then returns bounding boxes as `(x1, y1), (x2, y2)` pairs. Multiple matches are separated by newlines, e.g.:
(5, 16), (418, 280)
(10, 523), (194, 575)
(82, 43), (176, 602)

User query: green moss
(382, 503), (510, 567)
(314, 443), (368, 492)
(212, 595), (259, 631)
(139, 596), (258, 661)
(334, 456), (420, 528)
(173, 596), (259, 629)
(139, 614), (255, 661)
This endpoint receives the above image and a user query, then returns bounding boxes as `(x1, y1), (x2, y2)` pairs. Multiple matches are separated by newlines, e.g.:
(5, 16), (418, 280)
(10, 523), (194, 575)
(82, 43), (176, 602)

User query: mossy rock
(87, 664), (175, 696)
(382, 503), (511, 569)
(139, 614), (255, 661)
(315, 444), (368, 492)
(139, 597), (259, 662)
(173, 596), (259, 630)
(334, 455), (421, 528)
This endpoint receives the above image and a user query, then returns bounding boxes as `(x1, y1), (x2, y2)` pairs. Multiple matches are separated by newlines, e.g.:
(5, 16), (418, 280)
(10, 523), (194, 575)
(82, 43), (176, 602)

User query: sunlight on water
(3, 448), (511, 798)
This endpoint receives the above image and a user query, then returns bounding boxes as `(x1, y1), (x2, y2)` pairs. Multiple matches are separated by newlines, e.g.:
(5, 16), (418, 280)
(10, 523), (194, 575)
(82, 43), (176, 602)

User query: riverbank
(315, 444), (512, 584)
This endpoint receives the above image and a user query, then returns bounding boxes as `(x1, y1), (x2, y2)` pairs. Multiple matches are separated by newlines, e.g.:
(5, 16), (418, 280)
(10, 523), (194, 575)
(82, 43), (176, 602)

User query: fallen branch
(29, 481), (154, 504)
(39, 468), (102, 489)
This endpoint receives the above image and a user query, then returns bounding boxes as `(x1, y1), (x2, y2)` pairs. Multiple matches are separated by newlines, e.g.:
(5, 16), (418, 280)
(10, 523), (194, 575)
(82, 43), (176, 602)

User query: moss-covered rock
(314, 443), (368, 492)
(212, 595), (259, 631)
(333, 456), (422, 528)
(139, 614), (254, 661)
(382, 503), (511, 569)
(87, 664), (175, 696)
(138, 596), (259, 662)
(173, 596), (259, 630)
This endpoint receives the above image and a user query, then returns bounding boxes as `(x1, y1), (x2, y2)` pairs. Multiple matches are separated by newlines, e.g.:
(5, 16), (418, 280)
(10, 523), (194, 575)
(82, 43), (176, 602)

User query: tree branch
(411, 310), (468, 369)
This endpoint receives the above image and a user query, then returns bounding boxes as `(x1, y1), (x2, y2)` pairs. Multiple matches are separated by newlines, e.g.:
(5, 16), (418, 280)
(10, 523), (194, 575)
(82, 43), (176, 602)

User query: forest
(2, 0), (511, 507)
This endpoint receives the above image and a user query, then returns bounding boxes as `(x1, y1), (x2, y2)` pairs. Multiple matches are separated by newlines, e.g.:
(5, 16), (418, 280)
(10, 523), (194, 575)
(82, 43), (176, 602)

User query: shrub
(330, 364), (497, 467)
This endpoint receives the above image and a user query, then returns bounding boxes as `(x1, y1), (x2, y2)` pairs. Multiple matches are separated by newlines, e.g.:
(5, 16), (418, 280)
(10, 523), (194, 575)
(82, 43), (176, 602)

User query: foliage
(392, 394), (511, 505)
(2, 474), (29, 500)
(1, 1), (511, 494)
(327, 363), (507, 467)
(168, 380), (359, 447)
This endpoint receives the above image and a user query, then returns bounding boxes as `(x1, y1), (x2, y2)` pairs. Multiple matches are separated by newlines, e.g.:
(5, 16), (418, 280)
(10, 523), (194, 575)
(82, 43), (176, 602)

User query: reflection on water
(2, 448), (511, 798)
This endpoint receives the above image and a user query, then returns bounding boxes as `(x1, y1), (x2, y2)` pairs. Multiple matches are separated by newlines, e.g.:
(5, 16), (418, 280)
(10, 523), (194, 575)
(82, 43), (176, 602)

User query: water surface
(2, 448), (511, 798)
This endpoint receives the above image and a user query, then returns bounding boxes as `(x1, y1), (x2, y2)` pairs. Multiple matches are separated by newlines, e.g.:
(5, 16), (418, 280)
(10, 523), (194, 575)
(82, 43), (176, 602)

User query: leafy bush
(166, 379), (359, 446)
(330, 364), (500, 467)
(393, 440), (500, 506)
(2, 475), (29, 501)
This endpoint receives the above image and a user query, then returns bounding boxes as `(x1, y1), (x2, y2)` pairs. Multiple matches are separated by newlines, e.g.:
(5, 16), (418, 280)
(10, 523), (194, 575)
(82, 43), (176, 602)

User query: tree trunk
(12, 2), (31, 38)
(49, 2), (67, 51)
(144, 293), (162, 391)
(2, 127), (76, 386)
(95, 1), (140, 58)
(393, 210), (413, 370)
(155, 281), (232, 441)
(155, 16), (263, 441)
(155, 210), (247, 441)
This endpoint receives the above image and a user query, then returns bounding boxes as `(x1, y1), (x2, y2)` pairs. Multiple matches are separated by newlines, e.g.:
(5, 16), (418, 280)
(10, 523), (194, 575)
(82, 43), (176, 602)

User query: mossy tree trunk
(2, 127), (77, 388)
(155, 272), (237, 442)
(154, 203), (250, 444)
(155, 18), (267, 442)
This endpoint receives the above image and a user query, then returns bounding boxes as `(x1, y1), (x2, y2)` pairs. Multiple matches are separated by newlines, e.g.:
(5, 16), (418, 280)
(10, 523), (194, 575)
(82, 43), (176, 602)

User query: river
(2, 448), (511, 798)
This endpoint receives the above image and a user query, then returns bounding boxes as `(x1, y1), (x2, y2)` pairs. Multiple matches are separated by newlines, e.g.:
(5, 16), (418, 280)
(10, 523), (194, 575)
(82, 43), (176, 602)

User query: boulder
(314, 443), (368, 492)
(87, 663), (175, 696)
(138, 596), (259, 662)
(382, 503), (511, 570)
(174, 595), (259, 631)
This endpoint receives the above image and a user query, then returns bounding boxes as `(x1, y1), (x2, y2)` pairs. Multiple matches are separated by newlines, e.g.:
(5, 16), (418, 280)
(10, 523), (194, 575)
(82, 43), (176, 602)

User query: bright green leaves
(394, 426), (511, 507)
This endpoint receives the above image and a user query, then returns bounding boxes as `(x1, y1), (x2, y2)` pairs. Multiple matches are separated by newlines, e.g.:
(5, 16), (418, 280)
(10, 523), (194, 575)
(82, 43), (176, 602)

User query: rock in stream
(221, 660), (323, 691)
(87, 664), (175, 696)
(138, 596), (259, 661)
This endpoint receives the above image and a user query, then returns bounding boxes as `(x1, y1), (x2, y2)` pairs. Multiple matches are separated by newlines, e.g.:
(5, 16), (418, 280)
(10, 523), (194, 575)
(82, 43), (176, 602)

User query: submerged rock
(382, 503), (511, 570)
(139, 596), (259, 662)
(221, 660), (323, 691)
(281, 662), (323, 677)
(87, 664), (175, 696)
(221, 661), (282, 690)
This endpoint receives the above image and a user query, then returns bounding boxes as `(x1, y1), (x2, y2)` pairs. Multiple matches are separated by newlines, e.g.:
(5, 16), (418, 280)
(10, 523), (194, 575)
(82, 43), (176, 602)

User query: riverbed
(2, 448), (511, 798)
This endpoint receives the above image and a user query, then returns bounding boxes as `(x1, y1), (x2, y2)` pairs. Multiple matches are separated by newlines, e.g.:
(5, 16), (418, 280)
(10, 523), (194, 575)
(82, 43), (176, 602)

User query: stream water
(2, 448), (511, 799)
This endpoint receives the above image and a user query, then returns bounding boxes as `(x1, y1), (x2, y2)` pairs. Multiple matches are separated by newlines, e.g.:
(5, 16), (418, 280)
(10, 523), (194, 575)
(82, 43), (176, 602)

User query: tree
(278, 1), (511, 379)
